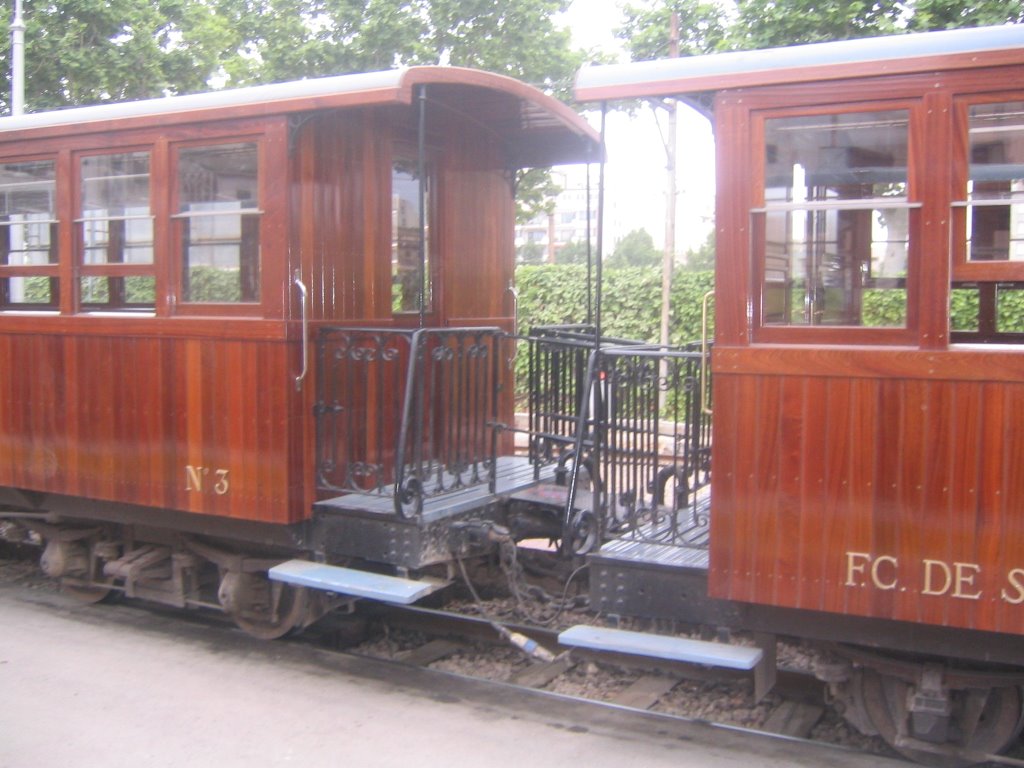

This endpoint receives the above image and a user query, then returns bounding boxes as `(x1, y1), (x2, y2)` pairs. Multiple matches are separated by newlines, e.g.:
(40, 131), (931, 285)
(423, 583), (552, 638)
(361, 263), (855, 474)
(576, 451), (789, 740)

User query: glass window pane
(80, 152), (153, 265)
(997, 283), (1024, 333)
(392, 157), (431, 314)
(761, 110), (909, 329)
(2, 276), (57, 307)
(178, 143), (258, 211)
(966, 102), (1024, 262)
(177, 143), (260, 304)
(950, 286), (980, 332)
(762, 207), (908, 327)
(0, 160), (56, 267)
(79, 275), (155, 310)
(765, 110), (909, 204)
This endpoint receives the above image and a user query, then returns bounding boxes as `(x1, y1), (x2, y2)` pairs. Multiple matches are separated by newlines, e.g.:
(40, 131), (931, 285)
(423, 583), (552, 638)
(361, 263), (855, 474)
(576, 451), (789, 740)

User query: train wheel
(859, 669), (1024, 767)
(40, 538), (115, 603)
(61, 579), (115, 604)
(218, 570), (310, 640)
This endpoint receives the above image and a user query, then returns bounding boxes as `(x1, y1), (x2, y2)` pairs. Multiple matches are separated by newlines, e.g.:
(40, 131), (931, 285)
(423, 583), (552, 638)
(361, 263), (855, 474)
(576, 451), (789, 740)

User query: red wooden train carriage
(0, 67), (598, 623)
(576, 25), (1024, 761)
(0, 66), (595, 523)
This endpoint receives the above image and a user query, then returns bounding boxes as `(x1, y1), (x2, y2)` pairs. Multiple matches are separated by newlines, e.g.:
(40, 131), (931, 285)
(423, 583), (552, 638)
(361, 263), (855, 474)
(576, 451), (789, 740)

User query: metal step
(268, 560), (444, 605)
(557, 625), (763, 670)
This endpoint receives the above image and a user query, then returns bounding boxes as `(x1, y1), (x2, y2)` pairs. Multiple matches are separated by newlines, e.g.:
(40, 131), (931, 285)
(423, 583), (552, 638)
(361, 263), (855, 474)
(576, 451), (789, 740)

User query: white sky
(556, 0), (717, 255)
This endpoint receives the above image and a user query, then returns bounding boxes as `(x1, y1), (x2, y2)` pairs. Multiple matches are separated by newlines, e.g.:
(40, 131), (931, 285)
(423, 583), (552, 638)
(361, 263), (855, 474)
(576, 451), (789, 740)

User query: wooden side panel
(710, 349), (1024, 636)
(0, 329), (298, 524)
(292, 110), (391, 324)
(439, 127), (514, 327)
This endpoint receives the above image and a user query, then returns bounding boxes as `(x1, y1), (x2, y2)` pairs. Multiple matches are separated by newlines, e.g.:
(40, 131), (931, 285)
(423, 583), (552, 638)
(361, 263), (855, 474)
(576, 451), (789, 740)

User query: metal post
(11, 0), (25, 116)
(585, 162), (593, 325)
(417, 85), (427, 328)
(595, 102), (607, 344)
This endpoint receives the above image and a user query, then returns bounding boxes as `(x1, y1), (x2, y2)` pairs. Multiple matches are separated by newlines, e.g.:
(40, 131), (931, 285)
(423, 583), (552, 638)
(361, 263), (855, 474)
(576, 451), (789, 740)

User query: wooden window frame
(74, 145), (157, 314)
(170, 132), (272, 318)
(389, 138), (440, 325)
(951, 90), (1024, 283)
(0, 154), (60, 311)
(750, 99), (922, 346)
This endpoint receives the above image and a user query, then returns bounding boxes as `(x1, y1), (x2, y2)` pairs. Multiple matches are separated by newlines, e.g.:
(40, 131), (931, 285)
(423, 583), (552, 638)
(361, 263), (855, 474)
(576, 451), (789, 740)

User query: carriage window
(759, 110), (911, 328)
(392, 156), (431, 314)
(78, 151), (154, 311)
(0, 159), (58, 309)
(176, 142), (260, 304)
(951, 282), (1024, 341)
(963, 102), (1024, 263)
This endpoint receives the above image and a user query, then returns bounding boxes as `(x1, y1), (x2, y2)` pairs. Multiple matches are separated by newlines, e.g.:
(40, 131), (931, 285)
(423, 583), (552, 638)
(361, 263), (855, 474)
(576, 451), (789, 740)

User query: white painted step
(558, 625), (763, 670)
(268, 560), (443, 604)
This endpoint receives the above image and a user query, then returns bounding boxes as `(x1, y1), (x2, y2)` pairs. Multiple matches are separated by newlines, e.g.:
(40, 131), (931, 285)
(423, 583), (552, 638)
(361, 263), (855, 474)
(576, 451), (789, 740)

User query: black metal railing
(562, 341), (712, 553)
(315, 327), (503, 518)
(524, 325), (597, 476)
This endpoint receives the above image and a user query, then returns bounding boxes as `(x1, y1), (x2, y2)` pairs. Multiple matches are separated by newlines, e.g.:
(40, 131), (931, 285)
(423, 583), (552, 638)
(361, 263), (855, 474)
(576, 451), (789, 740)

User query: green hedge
(516, 265), (1024, 338)
(514, 264), (715, 344)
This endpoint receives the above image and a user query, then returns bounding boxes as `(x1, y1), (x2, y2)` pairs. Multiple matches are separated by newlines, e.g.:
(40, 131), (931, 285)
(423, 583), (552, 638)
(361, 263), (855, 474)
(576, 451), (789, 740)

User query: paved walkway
(0, 581), (904, 768)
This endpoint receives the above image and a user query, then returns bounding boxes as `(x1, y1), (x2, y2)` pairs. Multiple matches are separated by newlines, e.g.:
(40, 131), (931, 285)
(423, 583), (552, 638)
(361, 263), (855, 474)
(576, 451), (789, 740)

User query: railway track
(299, 600), (884, 754)
(2, 545), (1020, 766)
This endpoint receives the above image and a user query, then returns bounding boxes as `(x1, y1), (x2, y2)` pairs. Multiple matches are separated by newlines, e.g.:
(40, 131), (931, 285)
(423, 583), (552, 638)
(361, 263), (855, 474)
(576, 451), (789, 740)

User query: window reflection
(966, 102), (1024, 262)
(0, 160), (57, 308)
(176, 143), (260, 304)
(761, 110), (910, 328)
(391, 155), (431, 314)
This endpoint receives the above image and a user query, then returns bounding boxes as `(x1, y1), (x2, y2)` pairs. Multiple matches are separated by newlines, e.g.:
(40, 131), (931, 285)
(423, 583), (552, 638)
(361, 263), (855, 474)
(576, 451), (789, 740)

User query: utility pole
(10, 0), (25, 116)
(660, 14), (679, 354)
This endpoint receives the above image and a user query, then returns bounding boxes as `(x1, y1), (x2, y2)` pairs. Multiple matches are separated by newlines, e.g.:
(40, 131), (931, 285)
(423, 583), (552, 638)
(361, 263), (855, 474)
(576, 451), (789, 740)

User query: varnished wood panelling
(0, 332), (301, 524)
(291, 110), (391, 323)
(710, 368), (1024, 635)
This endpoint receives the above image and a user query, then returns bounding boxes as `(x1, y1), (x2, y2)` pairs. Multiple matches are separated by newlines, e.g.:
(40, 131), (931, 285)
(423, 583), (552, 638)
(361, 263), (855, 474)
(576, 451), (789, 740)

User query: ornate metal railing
(524, 325), (598, 477)
(563, 341), (712, 553)
(315, 327), (503, 517)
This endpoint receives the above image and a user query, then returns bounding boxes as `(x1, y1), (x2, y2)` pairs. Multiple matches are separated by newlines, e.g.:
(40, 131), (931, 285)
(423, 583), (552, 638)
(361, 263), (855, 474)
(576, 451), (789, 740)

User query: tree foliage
(0, 0), (583, 113)
(619, 0), (728, 60)
(607, 228), (660, 268)
(618, 0), (1022, 58)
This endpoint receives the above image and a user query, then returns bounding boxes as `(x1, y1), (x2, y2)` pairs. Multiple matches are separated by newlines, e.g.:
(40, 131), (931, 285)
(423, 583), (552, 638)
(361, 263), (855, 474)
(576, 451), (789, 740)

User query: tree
(555, 240), (592, 264)
(617, 0), (1022, 59)
(0, 0), (229, 111)
(0, 0), (584, 111)
(517, 241), (546, 265)
(607, 228), (660, 268)
(683, 229), (714, 271)
(619, 0), (727, 60)
(0, 0), (584, 223)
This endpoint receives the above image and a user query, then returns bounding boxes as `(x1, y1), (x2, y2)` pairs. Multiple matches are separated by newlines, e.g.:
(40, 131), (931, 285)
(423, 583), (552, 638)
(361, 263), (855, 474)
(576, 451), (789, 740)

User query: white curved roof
(0, 66), (600, 166)
(576, 24), (1024, 102)
(0, 69), (405, 132)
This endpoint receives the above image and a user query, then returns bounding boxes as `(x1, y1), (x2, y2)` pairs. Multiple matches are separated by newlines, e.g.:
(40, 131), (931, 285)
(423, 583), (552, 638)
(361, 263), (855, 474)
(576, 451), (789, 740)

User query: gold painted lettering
(952, 562), (982, 600)
(1002, 569), (1024, 605)
(871, 555), (899, 590)
(214, 469), (230, 496)
(185, 465), (204, 493)
(922, 559), (952, 596)
(845, 552), (871, 587)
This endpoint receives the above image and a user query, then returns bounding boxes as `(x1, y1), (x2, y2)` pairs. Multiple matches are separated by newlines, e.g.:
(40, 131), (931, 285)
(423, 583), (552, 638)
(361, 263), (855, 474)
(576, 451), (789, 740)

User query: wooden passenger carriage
(0, 67), (599, 630)
(575, 24), (1024, 762)
(0, 67), (596, 528)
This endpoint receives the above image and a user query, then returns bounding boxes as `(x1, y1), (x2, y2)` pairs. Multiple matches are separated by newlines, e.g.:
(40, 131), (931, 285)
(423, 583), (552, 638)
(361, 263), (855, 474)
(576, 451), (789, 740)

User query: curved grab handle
(507, 281), (521, 369)
(293, 269), (309, 391)
(700, 290), (714, 416)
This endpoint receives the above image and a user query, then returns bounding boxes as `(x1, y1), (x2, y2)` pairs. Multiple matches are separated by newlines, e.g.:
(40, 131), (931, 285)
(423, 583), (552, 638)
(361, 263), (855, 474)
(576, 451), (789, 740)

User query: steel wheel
(61, 578), (115, 603)
(859, 669), (1024, 767)
(218, 571), (310, 640)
